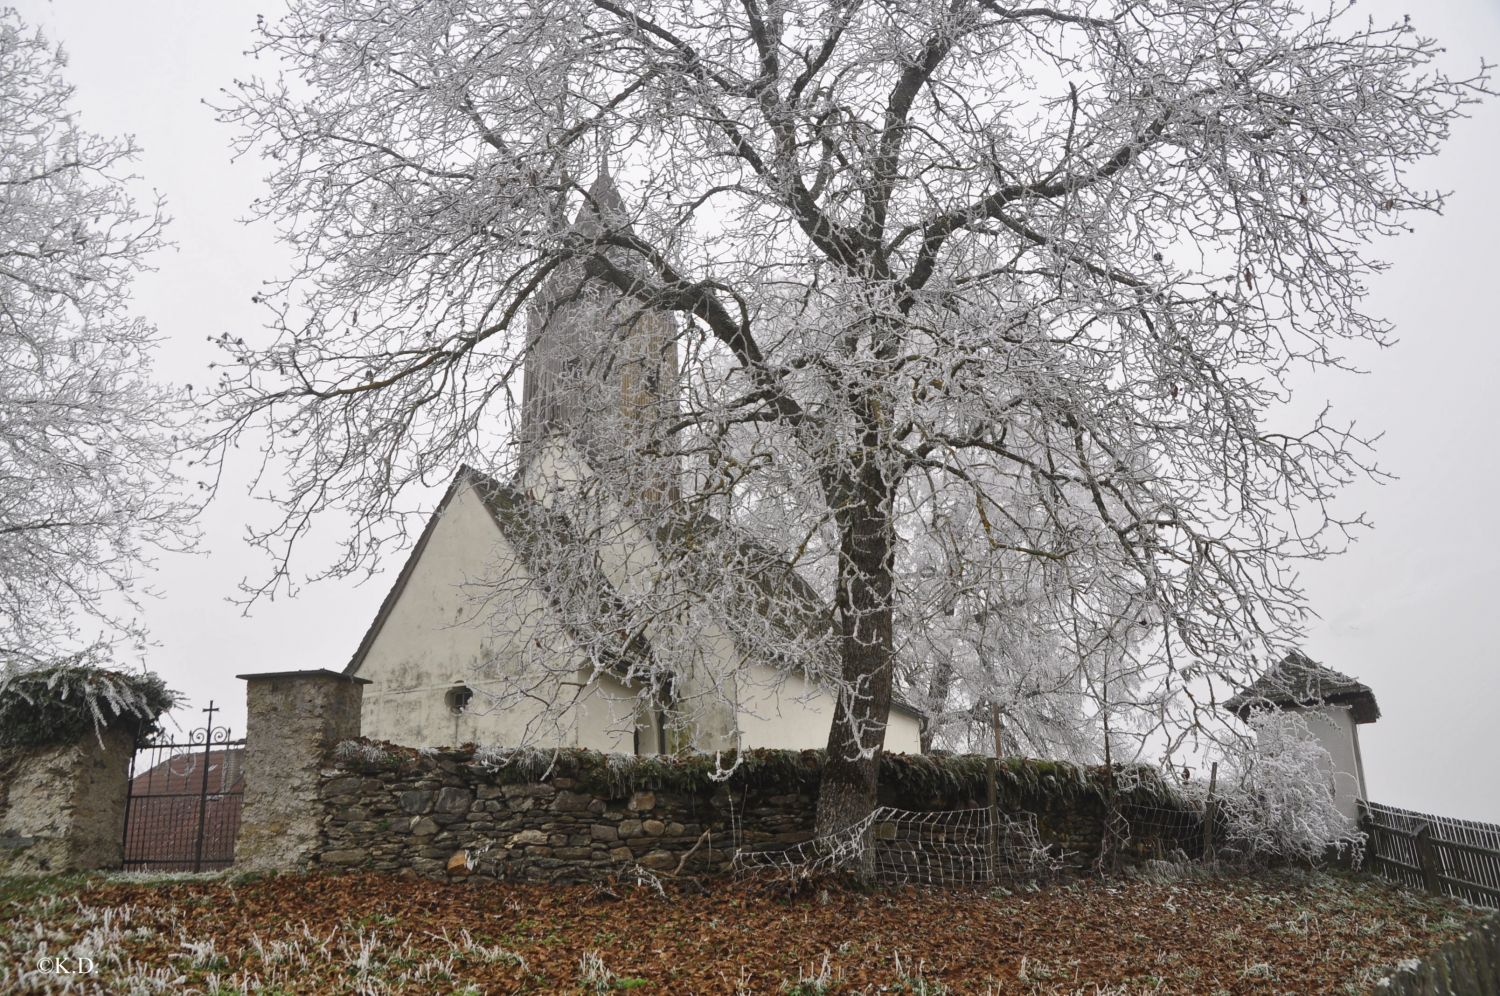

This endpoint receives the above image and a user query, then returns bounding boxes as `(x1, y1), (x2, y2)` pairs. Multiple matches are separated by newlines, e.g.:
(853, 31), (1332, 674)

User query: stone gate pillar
(235, 669), (368, 872)
(0, 724), (135, 874)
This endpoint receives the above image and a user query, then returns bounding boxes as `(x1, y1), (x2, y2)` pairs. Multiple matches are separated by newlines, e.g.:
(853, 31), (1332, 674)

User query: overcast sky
(12, 0), (1499, 822)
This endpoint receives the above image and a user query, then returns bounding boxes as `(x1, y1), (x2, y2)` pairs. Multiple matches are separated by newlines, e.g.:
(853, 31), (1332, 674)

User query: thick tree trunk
(816, 476), (896, 840)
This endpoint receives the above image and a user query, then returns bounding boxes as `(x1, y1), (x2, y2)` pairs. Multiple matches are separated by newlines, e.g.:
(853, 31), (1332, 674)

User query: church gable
(340, 165), (923, 754)
(347, 467), (658, 752)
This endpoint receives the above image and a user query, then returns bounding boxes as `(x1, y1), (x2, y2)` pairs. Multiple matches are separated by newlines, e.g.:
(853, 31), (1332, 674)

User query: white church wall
(736, 662), (924, 754)
(574, 671), (656, 755)
(886, 706), (924, 755)
(357, 484), (587, 749)
(513, 443), (926, 755)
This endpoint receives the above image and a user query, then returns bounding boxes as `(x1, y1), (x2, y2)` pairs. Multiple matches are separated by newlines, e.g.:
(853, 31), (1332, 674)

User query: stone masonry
(310, 744), (1204, 882)
(235, 669), (368, 872)
(0, 724), (135, 874)
(318, 755), (812, 881)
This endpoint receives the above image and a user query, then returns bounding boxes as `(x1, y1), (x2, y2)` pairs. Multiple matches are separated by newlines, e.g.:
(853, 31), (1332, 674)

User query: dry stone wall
(313, 743), (1204, 882)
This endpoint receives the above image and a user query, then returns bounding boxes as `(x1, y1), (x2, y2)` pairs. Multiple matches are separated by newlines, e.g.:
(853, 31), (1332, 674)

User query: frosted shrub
(1215, 711), (1363, 863)
(333, 740), (391, 766)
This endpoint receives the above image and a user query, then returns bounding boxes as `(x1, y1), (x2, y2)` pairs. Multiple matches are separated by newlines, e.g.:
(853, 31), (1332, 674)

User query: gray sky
(13, 0), (1499, 822)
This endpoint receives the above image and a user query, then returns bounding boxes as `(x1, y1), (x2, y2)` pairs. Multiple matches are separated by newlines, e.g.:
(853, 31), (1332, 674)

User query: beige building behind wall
(342, 464), (924, 755)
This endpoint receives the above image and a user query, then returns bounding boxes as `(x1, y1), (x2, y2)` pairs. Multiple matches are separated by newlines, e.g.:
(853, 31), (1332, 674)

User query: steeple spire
(519, 172), (679, 481)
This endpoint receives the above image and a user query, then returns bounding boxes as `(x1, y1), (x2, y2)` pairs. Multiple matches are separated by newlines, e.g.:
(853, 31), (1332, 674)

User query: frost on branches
(1212, 710), (1362, 863)
(0, 10), (195, 674)
(209, 0), (1487, 832)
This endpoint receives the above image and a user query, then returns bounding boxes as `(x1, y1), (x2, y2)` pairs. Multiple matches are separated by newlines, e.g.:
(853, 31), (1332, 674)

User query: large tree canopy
(0, 9), (194, 672)
(211, 0), (1486, 831)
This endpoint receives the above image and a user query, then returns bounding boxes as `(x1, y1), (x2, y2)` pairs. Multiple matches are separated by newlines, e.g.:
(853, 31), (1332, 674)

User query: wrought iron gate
(122, 701), (246, 872)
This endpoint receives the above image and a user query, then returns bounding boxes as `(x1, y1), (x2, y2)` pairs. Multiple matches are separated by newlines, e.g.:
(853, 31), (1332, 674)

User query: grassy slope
(0, 869), (1487, 994)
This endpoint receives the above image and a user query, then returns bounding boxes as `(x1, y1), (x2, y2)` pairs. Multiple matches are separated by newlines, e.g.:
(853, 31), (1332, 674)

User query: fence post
(986, 756), (1000, 880)
(1414, 822), (1441, 895)
(1201, 761), (1218, 861)
(1356, 800), (1375, 873)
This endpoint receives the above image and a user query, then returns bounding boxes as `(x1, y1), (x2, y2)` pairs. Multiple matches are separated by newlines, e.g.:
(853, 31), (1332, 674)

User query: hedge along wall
(315, 741), (1205, 882)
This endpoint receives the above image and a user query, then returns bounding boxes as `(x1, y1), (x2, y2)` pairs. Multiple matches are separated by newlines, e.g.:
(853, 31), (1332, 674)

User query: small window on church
(445, 684), (473, 715)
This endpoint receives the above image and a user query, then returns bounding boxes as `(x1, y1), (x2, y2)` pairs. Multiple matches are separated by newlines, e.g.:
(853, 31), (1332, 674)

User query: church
(342, 172), (924, 756)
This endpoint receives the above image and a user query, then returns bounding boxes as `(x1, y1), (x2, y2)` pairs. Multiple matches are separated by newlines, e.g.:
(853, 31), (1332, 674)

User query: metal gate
(122, 701), (246, 872)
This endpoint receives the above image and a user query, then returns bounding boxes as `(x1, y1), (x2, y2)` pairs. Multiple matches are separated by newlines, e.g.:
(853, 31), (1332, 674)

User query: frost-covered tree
(210, 0), (1485, 833)
(0, 9), (194, 672)
(1213, 709), (1361, 862)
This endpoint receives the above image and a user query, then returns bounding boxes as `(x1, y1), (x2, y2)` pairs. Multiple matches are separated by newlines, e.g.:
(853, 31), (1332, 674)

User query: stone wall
(0, 725), (134, 874)
(313, 743), (1203, 882)
(1376, 911), (1500, 994)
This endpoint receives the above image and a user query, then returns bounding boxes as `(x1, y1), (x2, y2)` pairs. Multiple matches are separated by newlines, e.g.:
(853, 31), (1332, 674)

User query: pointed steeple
(572, 167), (631, 239)
(520, 173), (679, 481)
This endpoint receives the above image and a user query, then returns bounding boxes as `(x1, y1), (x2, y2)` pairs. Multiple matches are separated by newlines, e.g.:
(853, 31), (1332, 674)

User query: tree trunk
(816, 470), (896, 839)
(920, 654), (953, 754)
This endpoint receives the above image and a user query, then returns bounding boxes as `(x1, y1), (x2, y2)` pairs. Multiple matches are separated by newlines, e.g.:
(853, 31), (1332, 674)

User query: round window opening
(445, 684), (474, 715)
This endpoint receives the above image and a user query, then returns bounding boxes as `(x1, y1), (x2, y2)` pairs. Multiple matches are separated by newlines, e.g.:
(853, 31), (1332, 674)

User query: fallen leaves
(0, 867), (1485, 993)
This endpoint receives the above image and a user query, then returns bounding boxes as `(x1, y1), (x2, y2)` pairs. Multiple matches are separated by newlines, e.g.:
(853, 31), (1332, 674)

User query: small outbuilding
(1225, 650), (1380, 821)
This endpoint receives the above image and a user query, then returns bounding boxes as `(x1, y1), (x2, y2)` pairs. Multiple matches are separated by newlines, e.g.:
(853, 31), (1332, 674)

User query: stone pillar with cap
(235, 669), (369, 872)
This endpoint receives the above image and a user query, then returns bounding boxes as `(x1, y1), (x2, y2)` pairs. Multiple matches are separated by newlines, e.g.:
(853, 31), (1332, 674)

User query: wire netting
(733, 805), (1059, 887)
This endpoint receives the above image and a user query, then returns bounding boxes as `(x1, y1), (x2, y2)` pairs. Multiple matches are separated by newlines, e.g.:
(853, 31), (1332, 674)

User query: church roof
(652, 513), (924, 720)
(655, 514), (835, 659)
(1223, 650), (1380, 724)
(467, 468), (660, 679)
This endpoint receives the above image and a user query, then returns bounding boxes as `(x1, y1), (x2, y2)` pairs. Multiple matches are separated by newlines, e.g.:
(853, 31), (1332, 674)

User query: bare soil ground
(0, 868), (1485, 993)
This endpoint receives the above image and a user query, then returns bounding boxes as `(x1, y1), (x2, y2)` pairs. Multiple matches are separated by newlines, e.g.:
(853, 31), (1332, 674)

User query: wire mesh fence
(1117, 795), (1213, 861)
(1362, 800), (1500, 908)
(733, 805), (1061, 887)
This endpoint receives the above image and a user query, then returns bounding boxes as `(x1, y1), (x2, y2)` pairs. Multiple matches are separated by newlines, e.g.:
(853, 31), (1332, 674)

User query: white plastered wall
(522, 440), (926, 755)
(735, 661), (924, 753)
(1292, 704), (1368, 823)
(361, 447), (926, 755)
(355, 483), (641, 753)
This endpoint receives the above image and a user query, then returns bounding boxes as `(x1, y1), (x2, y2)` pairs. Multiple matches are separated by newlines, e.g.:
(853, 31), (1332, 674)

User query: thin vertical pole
(120, 739), (139, 869)
(192, 701), (217, 874)
(1201, 762), (1218, 861)
(986, 755), (999, 881)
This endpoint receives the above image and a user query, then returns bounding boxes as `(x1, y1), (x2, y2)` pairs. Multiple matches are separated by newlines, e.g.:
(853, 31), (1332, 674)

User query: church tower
(520, 171), (679, 481)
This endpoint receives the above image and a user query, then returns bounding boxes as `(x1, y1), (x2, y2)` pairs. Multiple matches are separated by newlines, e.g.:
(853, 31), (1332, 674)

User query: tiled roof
(468, 468), (659, 679)
(123, 747), (245, 870)
(1224, 650), (1380, 724)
